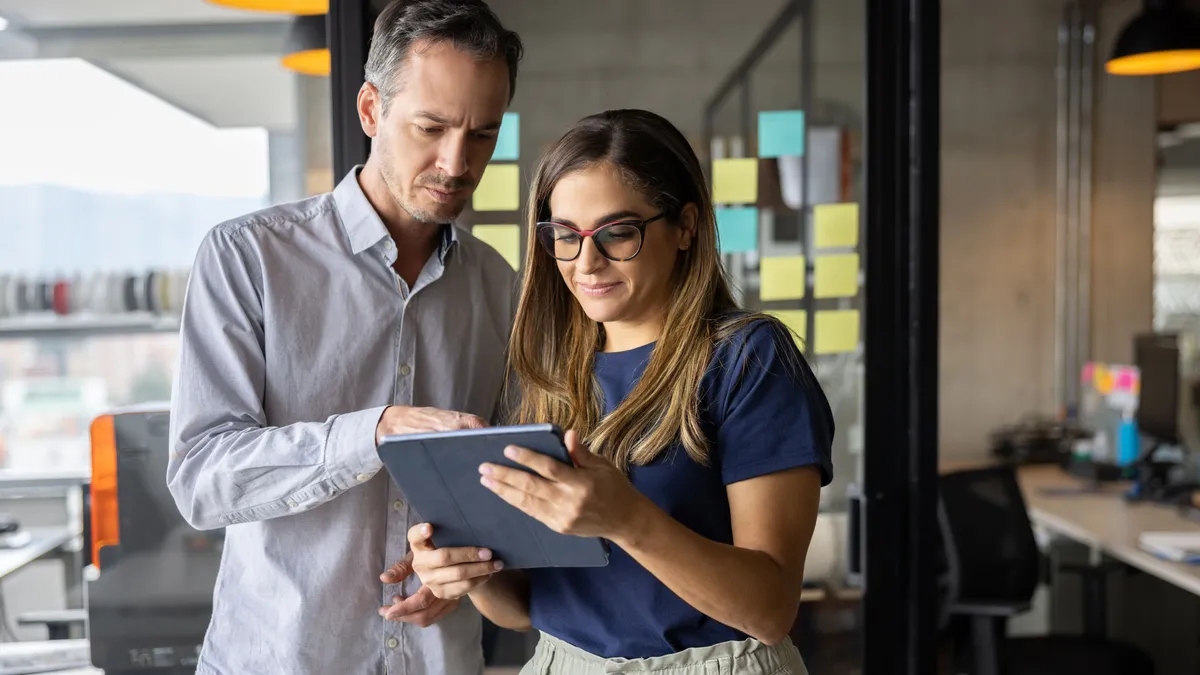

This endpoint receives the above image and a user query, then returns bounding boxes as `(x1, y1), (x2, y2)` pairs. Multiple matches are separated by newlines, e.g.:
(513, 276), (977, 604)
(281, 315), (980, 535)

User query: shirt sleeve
(167, 225), (387, 530)
(714, 320), (835, 486)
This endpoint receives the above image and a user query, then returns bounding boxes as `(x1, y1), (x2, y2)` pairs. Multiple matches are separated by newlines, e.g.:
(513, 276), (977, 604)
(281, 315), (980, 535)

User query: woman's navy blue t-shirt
(526, 319), (835, 659)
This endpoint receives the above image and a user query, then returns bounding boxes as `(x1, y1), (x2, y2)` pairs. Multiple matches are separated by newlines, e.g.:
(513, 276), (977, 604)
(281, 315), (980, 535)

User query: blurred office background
(0, 0), (1197, 673)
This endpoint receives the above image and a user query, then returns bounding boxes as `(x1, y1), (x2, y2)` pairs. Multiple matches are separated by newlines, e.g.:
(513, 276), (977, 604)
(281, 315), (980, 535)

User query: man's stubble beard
(380, 160), (468, 225)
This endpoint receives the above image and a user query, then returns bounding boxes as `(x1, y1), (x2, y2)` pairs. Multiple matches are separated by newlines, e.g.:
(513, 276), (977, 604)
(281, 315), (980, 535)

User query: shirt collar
(333, 165), (459, 262)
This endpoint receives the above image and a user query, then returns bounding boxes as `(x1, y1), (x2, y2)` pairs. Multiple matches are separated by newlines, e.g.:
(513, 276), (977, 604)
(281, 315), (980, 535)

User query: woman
(404, 109), (834, 674)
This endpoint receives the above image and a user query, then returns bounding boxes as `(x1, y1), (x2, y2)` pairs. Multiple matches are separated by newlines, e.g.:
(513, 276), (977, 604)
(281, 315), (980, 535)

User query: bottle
(1117, 407), (1139, 468)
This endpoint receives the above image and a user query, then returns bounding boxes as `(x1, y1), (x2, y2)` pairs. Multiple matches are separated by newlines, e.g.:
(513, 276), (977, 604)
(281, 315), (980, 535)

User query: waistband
(531, 631), (808, 674)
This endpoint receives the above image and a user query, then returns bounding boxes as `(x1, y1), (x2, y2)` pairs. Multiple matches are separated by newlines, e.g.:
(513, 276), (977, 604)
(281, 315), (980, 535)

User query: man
(166, 1), (523, 673)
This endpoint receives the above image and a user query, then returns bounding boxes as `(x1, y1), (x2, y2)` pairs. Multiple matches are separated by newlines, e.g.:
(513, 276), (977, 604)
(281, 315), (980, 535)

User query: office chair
(938, 466), (1155, 675)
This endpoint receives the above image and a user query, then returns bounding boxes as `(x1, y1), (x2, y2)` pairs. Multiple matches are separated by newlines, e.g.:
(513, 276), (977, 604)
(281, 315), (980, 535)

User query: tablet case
(377, 424), (610, 570)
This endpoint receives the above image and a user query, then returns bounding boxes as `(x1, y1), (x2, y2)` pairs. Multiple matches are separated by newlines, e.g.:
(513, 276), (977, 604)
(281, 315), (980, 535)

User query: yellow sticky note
(814, 203), (859, 248)
(472, 224), (521, 270)
(760, 256), (806, 301)
(813, 254), (859, 299)
(712, 158), (758, 204)
(769, 310), (807, 350)
(473, 164), (521, 211)
(815, 310), (859, 355)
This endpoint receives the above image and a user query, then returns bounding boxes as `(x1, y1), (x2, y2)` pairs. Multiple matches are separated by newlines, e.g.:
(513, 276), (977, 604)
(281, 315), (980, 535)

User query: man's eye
(419, 126), (441, 135)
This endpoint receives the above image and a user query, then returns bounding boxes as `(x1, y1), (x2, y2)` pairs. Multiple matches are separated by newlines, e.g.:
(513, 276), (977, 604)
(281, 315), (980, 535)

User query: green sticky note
(716, 206), (758, 253)
(760, 256), (806, 301)
(473, 164), (520, 212)
(813, 203), (859, 248)
(758, 110), (806, 158)
(813, 253), (859, 299)
(472, 224), (521, 270)
(493, 112), (520, 161)
(815, 310), (860, 355)
(712, 158), (758, 204)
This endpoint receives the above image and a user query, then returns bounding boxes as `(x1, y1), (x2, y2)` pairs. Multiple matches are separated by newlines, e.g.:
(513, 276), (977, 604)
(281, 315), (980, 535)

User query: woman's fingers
(419, 559), (504, 587)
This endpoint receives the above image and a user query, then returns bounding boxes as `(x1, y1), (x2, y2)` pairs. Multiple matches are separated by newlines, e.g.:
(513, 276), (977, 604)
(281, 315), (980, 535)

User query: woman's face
(542, 163), (695, 336)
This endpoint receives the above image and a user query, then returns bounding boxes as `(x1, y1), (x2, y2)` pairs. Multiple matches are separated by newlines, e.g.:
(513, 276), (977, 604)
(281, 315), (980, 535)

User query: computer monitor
(88, 405), (222, 674)
(1135, 333), (1182, 445)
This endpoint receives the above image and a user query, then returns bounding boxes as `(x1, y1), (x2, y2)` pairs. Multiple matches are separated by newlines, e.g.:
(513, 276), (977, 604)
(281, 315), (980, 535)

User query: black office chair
(938, 466), (1155, 675)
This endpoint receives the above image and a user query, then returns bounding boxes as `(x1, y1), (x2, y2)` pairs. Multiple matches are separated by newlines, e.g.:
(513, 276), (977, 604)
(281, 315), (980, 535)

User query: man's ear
(357, 82), (382, 138)
(678, 203), (699, 250)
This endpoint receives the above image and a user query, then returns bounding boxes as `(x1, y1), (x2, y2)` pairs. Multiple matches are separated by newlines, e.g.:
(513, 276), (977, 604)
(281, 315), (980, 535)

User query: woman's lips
(577, 282), (621, 297)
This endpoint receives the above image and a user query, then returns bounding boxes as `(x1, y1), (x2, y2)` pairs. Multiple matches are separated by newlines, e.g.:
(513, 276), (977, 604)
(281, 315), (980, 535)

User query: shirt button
(387, 637), (399, 649)
(392, 500), (404, 512)
(399, 364), (412, 376)
(356, 473), (371, 483)
(287, 500), (298, 508)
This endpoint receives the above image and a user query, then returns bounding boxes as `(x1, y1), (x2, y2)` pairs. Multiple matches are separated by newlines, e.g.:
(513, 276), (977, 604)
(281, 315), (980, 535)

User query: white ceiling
(0, 0), (303, 131)
(0, 0), (268, 28)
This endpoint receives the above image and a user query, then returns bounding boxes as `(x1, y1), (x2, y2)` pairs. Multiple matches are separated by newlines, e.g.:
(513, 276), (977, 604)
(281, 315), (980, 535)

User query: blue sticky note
(716, 206), (758, 254)
(493, 112), (520, 161)
(758, 110), (806, 158)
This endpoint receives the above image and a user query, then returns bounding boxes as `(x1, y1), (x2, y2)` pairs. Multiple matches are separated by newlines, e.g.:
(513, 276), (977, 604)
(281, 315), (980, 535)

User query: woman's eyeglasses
(535, 213), (665, 262)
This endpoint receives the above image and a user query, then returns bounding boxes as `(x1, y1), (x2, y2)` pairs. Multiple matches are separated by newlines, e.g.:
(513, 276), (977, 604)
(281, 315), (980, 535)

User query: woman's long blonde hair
(508, 109), (796, 471)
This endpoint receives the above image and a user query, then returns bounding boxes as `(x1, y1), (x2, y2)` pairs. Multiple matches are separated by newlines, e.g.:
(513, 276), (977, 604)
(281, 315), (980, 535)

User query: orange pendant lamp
(282, 13), (330, 76)
(204, 0), (327, 14)
(1106, 0), (1200, 75)
(205, 0), (330, 76)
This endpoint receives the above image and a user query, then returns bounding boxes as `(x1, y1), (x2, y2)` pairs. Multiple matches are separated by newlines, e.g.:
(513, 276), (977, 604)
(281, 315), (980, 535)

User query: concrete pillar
(1089, 0), (1156, 364)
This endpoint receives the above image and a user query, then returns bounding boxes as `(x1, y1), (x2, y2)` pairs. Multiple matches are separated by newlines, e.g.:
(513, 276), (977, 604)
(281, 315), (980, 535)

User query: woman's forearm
(468, 570), (531, 630)
(611, 497), (803, 645)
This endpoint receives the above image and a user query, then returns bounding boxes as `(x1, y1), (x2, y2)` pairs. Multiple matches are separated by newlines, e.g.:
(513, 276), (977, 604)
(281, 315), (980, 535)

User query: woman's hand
(479, 429), (648, 541)
(405, 523), (504, 601)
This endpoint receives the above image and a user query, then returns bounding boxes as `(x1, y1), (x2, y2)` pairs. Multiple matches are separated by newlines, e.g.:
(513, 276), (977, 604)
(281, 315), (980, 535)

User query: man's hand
(408, 523), (501, 600)
(375, 405), (487, 446)
(377, 552), (462, 626)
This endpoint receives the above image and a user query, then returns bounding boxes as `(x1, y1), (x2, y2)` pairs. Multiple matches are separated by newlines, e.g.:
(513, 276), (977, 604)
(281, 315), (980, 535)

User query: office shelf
(0, 315), (179, 340)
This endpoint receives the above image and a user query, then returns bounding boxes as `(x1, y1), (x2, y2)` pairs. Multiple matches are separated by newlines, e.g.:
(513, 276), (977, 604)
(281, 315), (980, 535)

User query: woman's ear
(678, 203), (699, 251)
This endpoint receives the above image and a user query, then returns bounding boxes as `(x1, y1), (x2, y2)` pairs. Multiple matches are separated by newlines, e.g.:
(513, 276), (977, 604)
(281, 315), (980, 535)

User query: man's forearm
(168, 406), (387, 529)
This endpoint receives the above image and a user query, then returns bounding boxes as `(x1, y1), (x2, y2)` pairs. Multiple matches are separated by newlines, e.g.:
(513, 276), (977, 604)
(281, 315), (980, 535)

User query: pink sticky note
(1115, 369), (1134, 392)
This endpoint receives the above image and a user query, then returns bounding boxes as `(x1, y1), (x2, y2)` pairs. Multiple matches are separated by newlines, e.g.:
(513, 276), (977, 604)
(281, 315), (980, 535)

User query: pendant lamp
(205, 0), (327, 14)
(281, 14), (329, 76)
(1106, 0), (1200, 75)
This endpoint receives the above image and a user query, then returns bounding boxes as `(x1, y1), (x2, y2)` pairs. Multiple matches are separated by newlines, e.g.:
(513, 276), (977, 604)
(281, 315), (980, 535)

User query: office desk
(0, 526), (77, 581)
(1017, 465), (1200, 597)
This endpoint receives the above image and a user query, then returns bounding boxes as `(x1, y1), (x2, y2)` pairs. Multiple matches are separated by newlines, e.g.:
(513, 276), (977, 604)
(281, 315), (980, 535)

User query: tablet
(377, 424), (610, 570)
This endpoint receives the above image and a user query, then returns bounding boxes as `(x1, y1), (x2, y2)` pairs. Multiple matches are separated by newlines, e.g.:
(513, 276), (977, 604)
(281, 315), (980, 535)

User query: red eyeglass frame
(534, 213), (665, 262)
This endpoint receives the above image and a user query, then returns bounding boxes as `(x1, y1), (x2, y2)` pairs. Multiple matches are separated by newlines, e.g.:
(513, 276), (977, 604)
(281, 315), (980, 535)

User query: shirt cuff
(325, 405), (390, 491)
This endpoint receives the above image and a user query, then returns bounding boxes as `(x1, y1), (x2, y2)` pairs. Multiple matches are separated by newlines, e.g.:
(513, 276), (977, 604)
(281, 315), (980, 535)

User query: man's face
(362, 40), (510, 224)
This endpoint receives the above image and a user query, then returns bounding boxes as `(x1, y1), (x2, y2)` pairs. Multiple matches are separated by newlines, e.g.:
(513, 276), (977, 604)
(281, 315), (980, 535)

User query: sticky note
(472, 224), (521, 270)
(769, 310), (807, 350)
(758, 110), (806, 158)
(815, 310), (860, 355)
(814, 203), (859, 248)
(712, 158), (758, 204)
(473, 164), (520, 211)
(716, 206), (758, 254)
(760, 256), (806, 301)
(814, 254), (859, 299)
(493, 112), (520, 161)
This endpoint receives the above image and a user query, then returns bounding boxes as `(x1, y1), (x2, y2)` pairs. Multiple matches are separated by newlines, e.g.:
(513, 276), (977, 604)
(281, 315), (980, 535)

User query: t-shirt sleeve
(714, 321), (835, 486)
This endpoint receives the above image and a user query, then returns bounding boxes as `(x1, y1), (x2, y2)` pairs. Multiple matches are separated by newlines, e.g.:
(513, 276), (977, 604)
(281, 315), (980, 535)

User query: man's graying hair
(364, 0), (523, 113)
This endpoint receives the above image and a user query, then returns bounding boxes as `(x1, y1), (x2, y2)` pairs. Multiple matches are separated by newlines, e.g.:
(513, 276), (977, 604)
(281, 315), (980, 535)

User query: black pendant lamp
(1106, 0), (1200, 75)
(282, 14), (329, 76)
